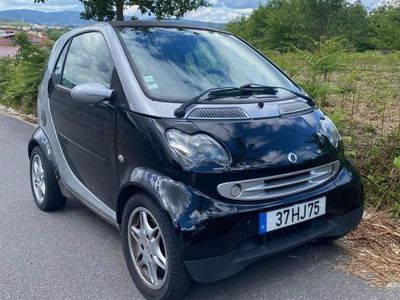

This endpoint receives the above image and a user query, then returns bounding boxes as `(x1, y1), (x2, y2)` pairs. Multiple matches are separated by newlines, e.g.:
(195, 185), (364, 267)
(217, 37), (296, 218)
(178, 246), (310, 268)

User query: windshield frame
(113, 23), (302, 103)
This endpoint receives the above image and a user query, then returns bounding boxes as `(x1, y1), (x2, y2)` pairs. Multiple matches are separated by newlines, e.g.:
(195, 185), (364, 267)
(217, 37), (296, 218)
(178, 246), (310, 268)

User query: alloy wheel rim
(31, 154), (46, 203)
(128, 207), (168, 289)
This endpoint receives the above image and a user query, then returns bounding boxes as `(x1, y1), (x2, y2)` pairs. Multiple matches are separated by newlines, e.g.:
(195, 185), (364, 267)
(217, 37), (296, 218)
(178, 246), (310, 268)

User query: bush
(0, 32), (49, 114)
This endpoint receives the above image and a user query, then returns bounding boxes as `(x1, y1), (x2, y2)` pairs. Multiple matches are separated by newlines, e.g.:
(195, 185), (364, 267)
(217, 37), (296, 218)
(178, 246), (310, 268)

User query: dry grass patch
(338, 210), (400, 287)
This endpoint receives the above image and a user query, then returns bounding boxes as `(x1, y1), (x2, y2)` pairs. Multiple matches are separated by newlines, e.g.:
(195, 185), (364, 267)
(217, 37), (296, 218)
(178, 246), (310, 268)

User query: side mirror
(71, 83), (113, 104)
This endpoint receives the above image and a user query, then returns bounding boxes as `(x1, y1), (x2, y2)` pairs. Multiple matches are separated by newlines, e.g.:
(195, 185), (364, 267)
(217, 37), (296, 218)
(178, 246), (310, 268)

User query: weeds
(268, 48), (400, 217)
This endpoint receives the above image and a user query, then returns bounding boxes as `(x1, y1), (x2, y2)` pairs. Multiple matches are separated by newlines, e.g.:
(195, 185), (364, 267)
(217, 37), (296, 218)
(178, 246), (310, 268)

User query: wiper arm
(174, 87), (251, 118)
(174, 84), (309, 118)
(240, 83), (315, 106)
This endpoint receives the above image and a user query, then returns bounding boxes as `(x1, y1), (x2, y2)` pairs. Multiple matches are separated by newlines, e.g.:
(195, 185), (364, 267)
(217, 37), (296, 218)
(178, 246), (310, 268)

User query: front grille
(187, 107), (250, 120)
(217, 161), (340, 201)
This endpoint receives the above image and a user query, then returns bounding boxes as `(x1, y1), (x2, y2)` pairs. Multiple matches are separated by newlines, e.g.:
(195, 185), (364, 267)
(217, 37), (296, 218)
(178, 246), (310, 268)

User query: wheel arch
(117, 183), (149, 224)
(28, 139), (39, 157)
(28, 128), (59, 178)
(116, 167), (193, 231)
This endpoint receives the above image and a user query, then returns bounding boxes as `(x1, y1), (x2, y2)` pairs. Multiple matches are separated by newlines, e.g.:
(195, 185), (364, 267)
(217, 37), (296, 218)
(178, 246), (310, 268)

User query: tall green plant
(297, 38), (344, 107)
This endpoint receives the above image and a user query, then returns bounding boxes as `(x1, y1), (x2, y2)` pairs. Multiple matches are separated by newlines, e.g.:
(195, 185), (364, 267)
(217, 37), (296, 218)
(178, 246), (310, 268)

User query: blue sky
(0, 0), (384, 23)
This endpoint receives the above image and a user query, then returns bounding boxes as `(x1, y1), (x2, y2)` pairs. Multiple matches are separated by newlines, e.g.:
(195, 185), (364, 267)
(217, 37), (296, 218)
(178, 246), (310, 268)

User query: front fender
(125, 167), (235, 232)
(126, 167), (193, 229)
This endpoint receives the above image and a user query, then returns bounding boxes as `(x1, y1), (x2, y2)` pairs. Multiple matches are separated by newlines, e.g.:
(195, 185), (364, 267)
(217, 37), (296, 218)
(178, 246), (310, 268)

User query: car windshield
(118, 27), (300, 102)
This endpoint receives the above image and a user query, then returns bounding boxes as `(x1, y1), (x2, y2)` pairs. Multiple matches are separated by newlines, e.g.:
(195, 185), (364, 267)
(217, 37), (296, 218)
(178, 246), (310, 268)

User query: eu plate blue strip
(259, 213), (267, 235)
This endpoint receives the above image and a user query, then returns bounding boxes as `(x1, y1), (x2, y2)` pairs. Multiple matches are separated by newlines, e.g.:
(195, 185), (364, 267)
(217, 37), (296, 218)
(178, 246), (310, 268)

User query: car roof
(109, 20), (229, 34)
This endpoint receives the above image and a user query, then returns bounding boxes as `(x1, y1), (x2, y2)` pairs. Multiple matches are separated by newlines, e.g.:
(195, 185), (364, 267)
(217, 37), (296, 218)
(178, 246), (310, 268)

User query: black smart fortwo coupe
(28, 21), (364, 300)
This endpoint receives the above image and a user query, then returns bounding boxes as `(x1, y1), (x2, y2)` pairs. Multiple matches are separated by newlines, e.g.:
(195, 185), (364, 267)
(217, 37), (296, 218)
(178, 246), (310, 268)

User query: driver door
(49, 32), (118, 208)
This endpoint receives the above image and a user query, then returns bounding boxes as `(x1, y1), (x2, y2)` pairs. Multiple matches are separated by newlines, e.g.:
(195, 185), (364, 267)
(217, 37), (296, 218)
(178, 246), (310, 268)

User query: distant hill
(0, 10), (86, 26)
(0, 9), (225, 29)
(150, 18), (225, 30)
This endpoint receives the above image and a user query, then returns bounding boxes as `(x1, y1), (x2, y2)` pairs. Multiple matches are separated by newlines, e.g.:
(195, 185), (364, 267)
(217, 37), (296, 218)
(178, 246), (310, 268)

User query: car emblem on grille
(288, 152), (298, 163)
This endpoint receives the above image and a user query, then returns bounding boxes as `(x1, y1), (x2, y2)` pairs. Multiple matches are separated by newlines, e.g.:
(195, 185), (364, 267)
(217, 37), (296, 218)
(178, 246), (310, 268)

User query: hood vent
(279, 102), (313, 116)
(188, 107), (250, 120)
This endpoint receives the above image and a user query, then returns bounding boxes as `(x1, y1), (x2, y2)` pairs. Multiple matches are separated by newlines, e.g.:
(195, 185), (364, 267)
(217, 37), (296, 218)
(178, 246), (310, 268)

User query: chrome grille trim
(187, 107), (250, 120)
(279, 102), (313, 116)
(217, 161), (340, 201)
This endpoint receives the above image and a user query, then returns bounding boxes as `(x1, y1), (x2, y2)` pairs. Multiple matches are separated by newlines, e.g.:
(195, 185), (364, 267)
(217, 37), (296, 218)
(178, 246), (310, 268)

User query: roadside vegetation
(0, 0), (399, 217)
(0, 32), (49, 113)
(268, 47), (400, 218)
(226, 0), (400, 218)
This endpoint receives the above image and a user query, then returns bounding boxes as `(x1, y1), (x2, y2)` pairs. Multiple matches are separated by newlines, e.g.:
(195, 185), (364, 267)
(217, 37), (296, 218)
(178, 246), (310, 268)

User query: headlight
(320, 116), (342, 148)
(165, 129), (230, 169)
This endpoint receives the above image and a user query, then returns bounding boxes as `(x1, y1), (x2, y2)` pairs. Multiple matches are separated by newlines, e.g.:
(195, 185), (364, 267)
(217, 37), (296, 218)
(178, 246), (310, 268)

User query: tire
(121, 193), (192, 300)
(30, 146), (66, 211)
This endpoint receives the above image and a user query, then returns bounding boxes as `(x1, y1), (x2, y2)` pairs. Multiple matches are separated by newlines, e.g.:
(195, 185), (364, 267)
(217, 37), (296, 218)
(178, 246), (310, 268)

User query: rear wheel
(30, 146), (66, 211)
(121, 193), (192, 300)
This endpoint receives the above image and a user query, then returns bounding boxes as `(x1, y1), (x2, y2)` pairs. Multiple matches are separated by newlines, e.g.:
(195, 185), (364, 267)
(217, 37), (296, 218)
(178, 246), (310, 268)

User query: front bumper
(184, 207), (363, 283)
(164, 159), (364, 283)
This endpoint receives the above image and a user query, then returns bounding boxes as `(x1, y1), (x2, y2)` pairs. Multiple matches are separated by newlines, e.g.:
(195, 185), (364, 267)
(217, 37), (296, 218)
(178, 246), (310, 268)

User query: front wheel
(121, 193), (192, 300)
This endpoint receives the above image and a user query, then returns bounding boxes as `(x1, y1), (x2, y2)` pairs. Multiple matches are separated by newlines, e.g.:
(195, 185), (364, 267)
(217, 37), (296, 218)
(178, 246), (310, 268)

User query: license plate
(259, 197), (326, 234)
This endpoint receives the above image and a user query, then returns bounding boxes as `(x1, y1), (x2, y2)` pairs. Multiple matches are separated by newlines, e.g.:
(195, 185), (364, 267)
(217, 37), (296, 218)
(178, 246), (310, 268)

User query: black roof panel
(109, 20), (229, 34)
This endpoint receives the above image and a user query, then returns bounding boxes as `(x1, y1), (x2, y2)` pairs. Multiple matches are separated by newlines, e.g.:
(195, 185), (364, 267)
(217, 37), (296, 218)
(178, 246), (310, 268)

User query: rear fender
(28, 128), (58, 178)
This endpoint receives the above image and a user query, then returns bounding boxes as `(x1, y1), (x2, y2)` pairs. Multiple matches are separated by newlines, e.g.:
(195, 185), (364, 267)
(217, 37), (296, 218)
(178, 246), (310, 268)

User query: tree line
(34, 0), (209, 21)
(225, 0), (400, 52)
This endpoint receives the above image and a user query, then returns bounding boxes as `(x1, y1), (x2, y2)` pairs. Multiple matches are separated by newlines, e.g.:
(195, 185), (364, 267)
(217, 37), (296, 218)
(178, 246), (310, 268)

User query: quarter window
(62, 32), (114, 89)
(54, 41), (69, 84)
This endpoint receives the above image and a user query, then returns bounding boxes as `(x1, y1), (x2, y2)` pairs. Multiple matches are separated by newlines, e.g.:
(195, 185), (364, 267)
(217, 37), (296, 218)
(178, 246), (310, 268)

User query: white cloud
(124, 5), (141, 17)
(185, 6), (253, 23)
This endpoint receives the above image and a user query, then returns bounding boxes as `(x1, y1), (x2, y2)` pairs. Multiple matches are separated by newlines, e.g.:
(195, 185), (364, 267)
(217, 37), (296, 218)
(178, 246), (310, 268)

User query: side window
(54, 41), (69, 84)
(62, 32), (114, 89)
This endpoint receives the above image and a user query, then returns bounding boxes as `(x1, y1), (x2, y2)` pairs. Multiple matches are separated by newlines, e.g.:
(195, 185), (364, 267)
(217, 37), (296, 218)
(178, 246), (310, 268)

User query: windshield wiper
(174, 85), (279, 117)
(174, 84), (307, 118)
(240, 83), (315, 106)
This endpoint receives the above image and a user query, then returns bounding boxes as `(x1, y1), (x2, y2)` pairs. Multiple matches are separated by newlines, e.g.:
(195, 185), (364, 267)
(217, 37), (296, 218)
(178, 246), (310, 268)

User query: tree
(34, 0), (209, 21)
(341, 1), (369, 50)
(225, 0), (371, 52)
(368, 5), (400, 50)
(46, 28), (68, 41)
(80, 0), (116, 21)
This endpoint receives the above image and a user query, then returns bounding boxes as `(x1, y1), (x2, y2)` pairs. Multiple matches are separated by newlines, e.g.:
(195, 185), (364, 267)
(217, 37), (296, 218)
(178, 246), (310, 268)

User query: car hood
(192, 110), (342, 172)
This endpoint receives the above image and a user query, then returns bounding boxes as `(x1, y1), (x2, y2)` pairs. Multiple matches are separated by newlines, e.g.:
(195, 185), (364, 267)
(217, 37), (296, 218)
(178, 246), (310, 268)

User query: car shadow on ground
(62, 198), (348, 300)
(187, 240), (347, 299)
